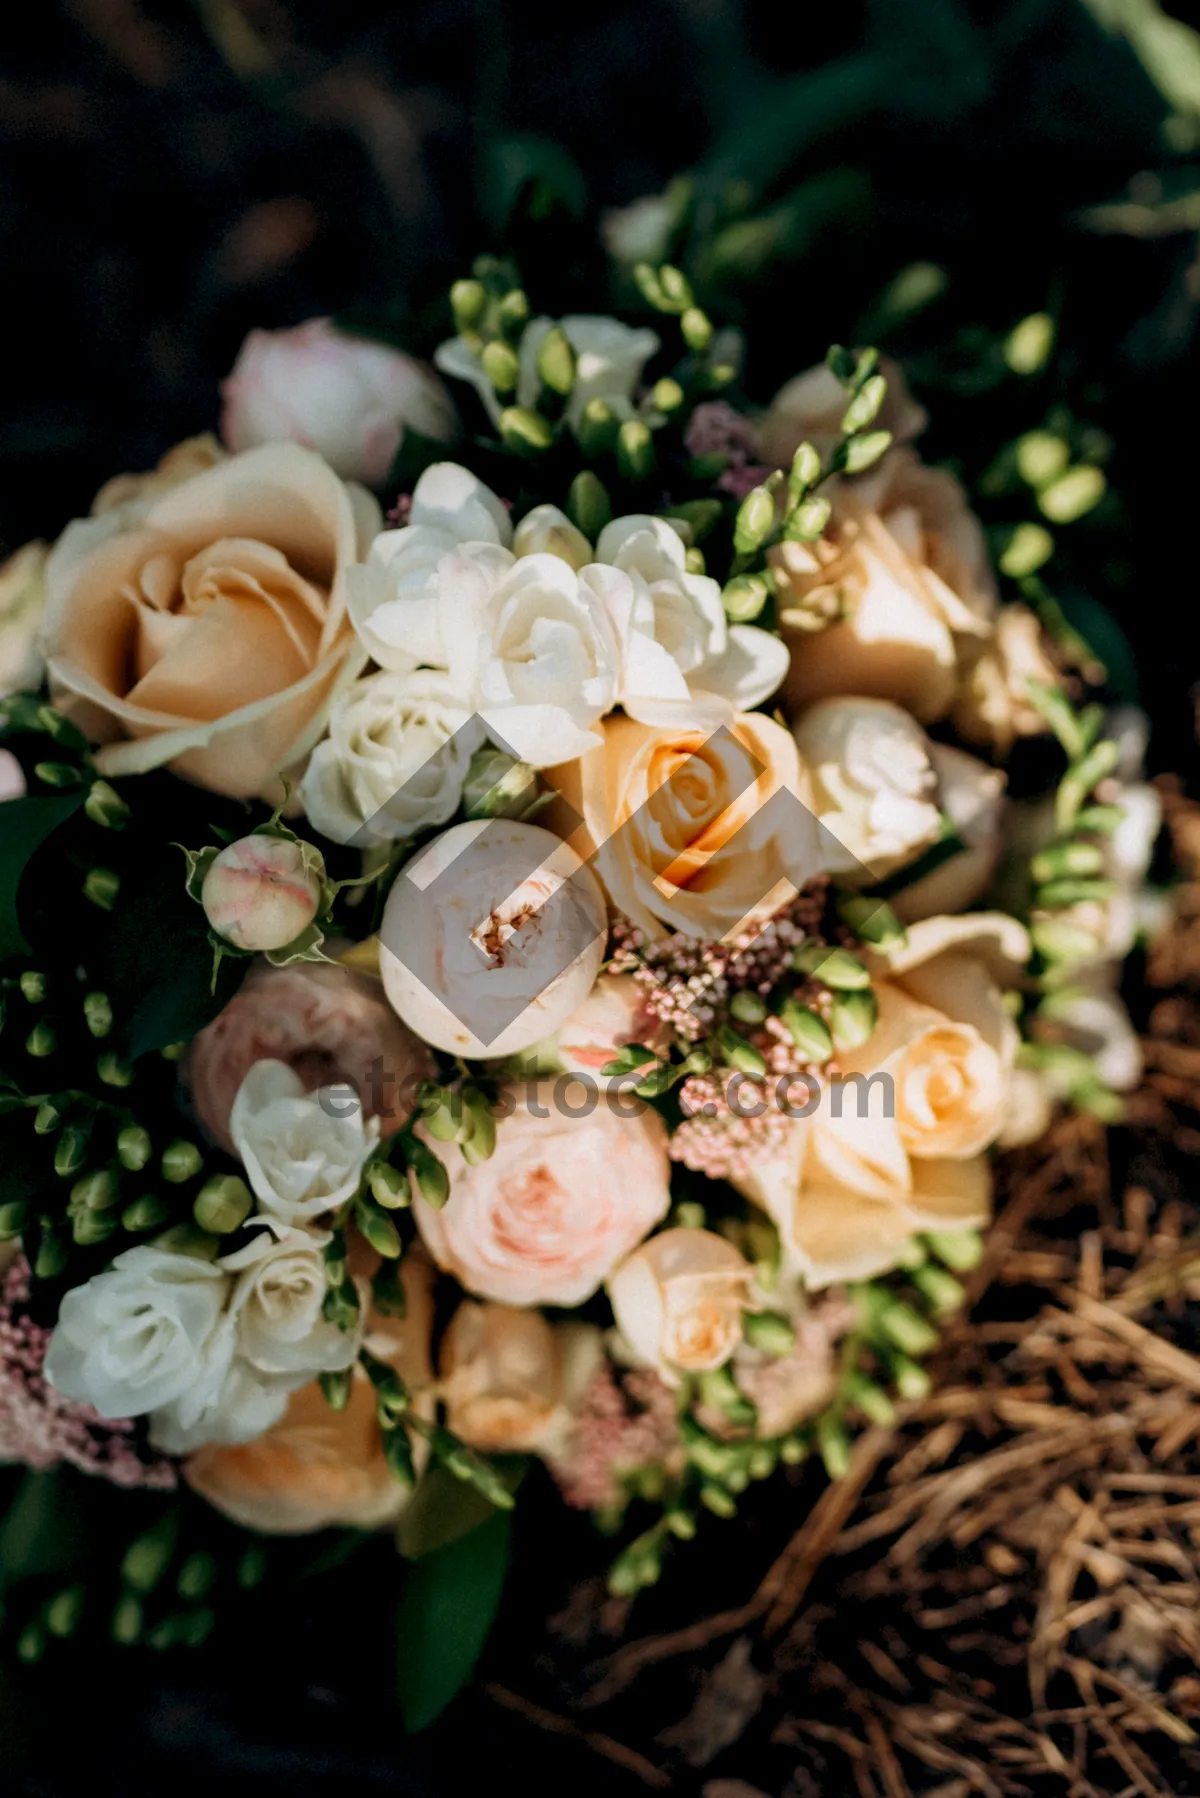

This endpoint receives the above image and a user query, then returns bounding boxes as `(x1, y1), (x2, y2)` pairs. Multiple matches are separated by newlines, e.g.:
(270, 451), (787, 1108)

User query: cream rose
(952, 602), (1058, 754)
(222, 318), (455, 488)
(222, 1220), (364, 1378)
(0, 540), (48, 696)
(230, 1059), (379, 1227)
(607, 1227), (753, 1386)
(552, 711), (823, 940)
(39, 443), (377, 801)
(793, 697), (941, 880)
(414, 1083), (672, 1306)
(893, 742), (1006, 922)
(439, 1301), (603, 1455)
(773, 450), (994, 723)
(379, 820), (608, 1059)
(840, 983), (1007, 1159)
(301, 667), (485, 846)
(185, 1254), (436, 1533)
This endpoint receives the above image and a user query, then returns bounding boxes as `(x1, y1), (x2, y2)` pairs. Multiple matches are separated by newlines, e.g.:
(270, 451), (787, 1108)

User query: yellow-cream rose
(40, 442), (377, 801)
(439, 1301), (603, 1455)
(772, 450), (994, 723)
(951, 602), (1058, 755)
(184, 1252), (434, 1533)
(550, 711), (821, 939)
(608, 1227), (753, 1385)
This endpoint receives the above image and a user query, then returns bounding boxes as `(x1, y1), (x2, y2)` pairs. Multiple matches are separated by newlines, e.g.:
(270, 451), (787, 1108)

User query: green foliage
(394, 1510), (512, 1731)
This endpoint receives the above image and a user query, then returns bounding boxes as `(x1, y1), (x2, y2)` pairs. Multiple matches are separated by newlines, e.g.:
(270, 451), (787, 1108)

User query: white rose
(221, 1220), (365, 1378)
(230, 1059), (379, 1226)
(793, 696), (941, 879)
(892, 742), (1006, 922)
(44, 1246), (231, 1421)
(301, 667), (485, 846)
(595, 514), (789, 722)
(0, 540), (48, 696)
(0, 747), (25, 803)
(608, 1228), (753, 1386)
(221, 318), (455, 488)
(149, 1350), (293, 1457)
(435, 315), (660, 432)
(380, 819), (607, 1058)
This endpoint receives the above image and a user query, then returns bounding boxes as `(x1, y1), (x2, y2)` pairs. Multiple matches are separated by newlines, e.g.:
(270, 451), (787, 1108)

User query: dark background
(3, 2), (1200, 1791)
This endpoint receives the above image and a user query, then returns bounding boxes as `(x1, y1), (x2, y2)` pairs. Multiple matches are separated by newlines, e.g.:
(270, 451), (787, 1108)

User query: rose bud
(221, 319), (455, 489)
(202, 836), (323, 953)
(379, 820), (607, 1058)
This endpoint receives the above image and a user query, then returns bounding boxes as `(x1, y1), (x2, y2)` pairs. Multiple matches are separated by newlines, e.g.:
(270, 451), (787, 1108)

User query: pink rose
(187, 958), (431, 1152)
(414, 1082), (672, 1307)
(221, 319), (455, 488)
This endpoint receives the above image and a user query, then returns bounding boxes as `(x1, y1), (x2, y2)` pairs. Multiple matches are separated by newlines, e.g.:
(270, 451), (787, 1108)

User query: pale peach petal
(903, 1155), (992, 1229)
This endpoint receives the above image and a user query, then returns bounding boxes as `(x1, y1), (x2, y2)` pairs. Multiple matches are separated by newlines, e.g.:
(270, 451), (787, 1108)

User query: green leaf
(98, 858), (243, 1058)
(396, 1460), (524, 1560)
(478, 134), (586, 231)
(1054, 591), (1141, 702)
(395, 1508), (512, 1731)
(0, 791), (86, 959)
(0, 1469), (92, 1592)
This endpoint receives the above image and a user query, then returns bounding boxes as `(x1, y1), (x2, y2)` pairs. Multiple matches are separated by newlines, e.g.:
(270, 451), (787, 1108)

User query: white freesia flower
(793, 696), (942, 879)
(596, 514), (789, 721)
(301, 667), (485, 845)
(44, 1246), (231, 1422)
(231, 1059), (379, 1226)
(0, 540), (48, 696)
(222, 1220), (364, 1377)
(435, 314), (660, 431)
(148, 1351), (291, 1457)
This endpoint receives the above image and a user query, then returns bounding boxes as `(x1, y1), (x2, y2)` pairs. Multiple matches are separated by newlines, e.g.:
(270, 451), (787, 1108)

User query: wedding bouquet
(0, 252), (1159, 1715)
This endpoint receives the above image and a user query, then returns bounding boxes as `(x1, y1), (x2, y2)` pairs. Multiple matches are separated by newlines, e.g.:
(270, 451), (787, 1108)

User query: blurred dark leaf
(0, 793), (86, 960)
(479, 134), (587, 232)
(395, 1508), (512, 1731)
(0, 1470), (93, 1592)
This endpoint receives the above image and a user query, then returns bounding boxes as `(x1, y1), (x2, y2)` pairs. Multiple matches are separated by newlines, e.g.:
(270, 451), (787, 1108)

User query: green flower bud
(407, 1140), (449, 1209)
(97, 1051), (134, 1088)
(192, 1174), (252, 1236)
(46, 1585), (85, 1639)
(567, 469), (613, 540)
(715, 1024), (765, 1079)
(384, 1424), (416, 1487)
(71, 1168), (119, 1212)
(319, 1367), (353, 1411)
(576, 397), (617, 457)
(845, 1372), (895, 1426)
(84, 780), (131, 830)
(778, 1000), (833, 1063)
(742, 1310), (795, 1356)
(117, 1125), (152, 1172)
(684, 546), (706, 575)
(83, 991), (113, 1038)
(450, 278), (487, 331)
(841, 373), (887, 434)
(481, 338), (520, 395)
(111, 1596), (143, 1644)
(1038, 465), (1105, 524)
(783, 495), (832, 542)
(729, 991), (767, 1026)
(355, 1195), (402, 1259)
(73, 1208), (119, 1247)
(792, 942), (871, 989)
(699, 1484), (737, 1518)
(829, 988), (878, 1053)
(887, 1352), (932, 1400)
(35, 704), (88, 748)
(162, 1140), (203, 1185)
(788, 441), (822, 498)
(462, 747), (538, 821)
(681, 306), (713, 350)
(1031, 840), (1106, 883)
(721, 573), (769, 622)
(1031, 918), (1102, 964)
(17, 1623), (46, 1664)
(34, 761), (85, 791)
(843, 430), (892, 474)
(499, 406), (553, 456)
(121, 1194), (170, 1233)
(733, 484), (777, 555)
(122, 1515), (178, 1593)
(651, 376), (685, 413)
(19, 970), (47, 1004)
(34, 1225), (69, 1280)
(459, 1089), (497, 1164)
(25, 1021), (57, 1059)
(322, 1279), (361, 1333)
(497, 288), (530, 334)
(817, 1413), (852, 1479)
(372, 1258), (408, 1318)
(34, 1098), (64, 1136)
(672, 1200), (707, 1230)
(998, 522), (1054, 579)
(369, 1158), (411, 1210)
(876, 1297), (939, 1357)
(1036, 875), (1117, 909)
(176, 1552), (218, 1601)
(1005, 311), (1055, 374)
(83, 867), (121, 911)
(1016, 430), (1069, 488)
(236, 1545), (268, 1589)
(779, 1434), (809, 1466)
(910, 1263), (965, 1317)
(151, 1221), (221, 1260)
(825, 343), (856, 382)
(616, 419), (656, 482)
(361, 1348), (411, 1424)
(925, 1228), (983, 1272)
(838, 894), (906, 948)
(0, 1199), (31, 1240)
(536, 325), (576, 395)
(54, 1126), (91, 1178)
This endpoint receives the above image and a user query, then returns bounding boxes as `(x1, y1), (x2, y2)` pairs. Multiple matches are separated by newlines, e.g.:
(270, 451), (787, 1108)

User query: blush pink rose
(414, 1082), (672, 1307)
(221, 319), (455, 489)
(187, 958), (431, 1152)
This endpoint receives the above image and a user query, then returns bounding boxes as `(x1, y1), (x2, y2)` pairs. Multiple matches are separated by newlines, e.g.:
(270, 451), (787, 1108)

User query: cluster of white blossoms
(45, 1063), (378, 1452)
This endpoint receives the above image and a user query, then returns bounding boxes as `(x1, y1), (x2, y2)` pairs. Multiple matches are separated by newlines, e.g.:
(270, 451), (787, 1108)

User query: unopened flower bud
(681, 306), (713, 350)
(512, 504), (591, 570)
(25, 1021), (57, 1058)
(201, 835), (323, 954)
(369, 1158), (411, 1210)
(481, 338), (520, 395)
(355, 1195), (402, 1259)
(1038, 465), (1105, 524)
(721, 573), (769, 622)
(779, 999), (833, 1063)
(117, 1125), (152, 1172)
(461, 746), (539, 821)
(536, 325), (576, 396)
(176, 1552), (217, 1601)
(0, 1199), (31, 1240)
(576, 396), (617, 456)
(319, 1367), (353, 1410)
(651, 377), (685, 413)
(616, 419), (656, 482)
(837, 894), (906, 947)
(34, 1099), (62, 1136)
(162, 1140), (203, 1185)
(84, 780), (131, 830)
(925, 1228), (983, 1272)
(45, 1586), (85, 1639)
(910, 1263), (965, 1316)
(83, 867), (120, 911)
(566, 469), (613, 539)
(499, 406), (553, 455)
(788, 441), (822, 497)
(450, 278), (487, 332)
(841, 373), (887, 434)
(54, 1126), (91, 1177)
(843, 429), (892, 474)
(71, 1168), (119, 1212)
(97, 1051), (133, 1088)
(741, 1310), (795, 1357)
(83, 991), (113, 1038)
(829, 988), (878, 1053)
(497, 288), (529, 335)
(733, 484), (777, 555)
(34, 1225), (69, 1280)
(72, 1208), (118, 1247)
(121, 1194), (170, 1233)
(783, 495), (832, 543)
(192, 1173), (253, 1236)
(729, 991), (767, 1026)
(407, 1140), (450, 1210)
(715, 1025), (765, 1079)
(792, 942), (871, 989)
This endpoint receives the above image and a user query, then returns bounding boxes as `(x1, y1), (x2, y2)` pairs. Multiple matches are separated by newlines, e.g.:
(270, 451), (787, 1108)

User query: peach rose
(551, 711), (822, 940)
(40, 442), (377, 801)
(607, 1227), (753, 1386)
(187, 957), (431, 1152)
(439, 1301), (603, 1455)
(951, 602), (1058, 755)
(414, 1082), (672, 1307)
(90, 434), (226, 517)
(772, 449), (994, 723)
(184, 1253), (435, 1534)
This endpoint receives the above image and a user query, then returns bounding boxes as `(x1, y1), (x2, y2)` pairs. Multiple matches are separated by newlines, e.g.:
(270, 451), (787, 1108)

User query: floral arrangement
(0, 253), (1160, 1717)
